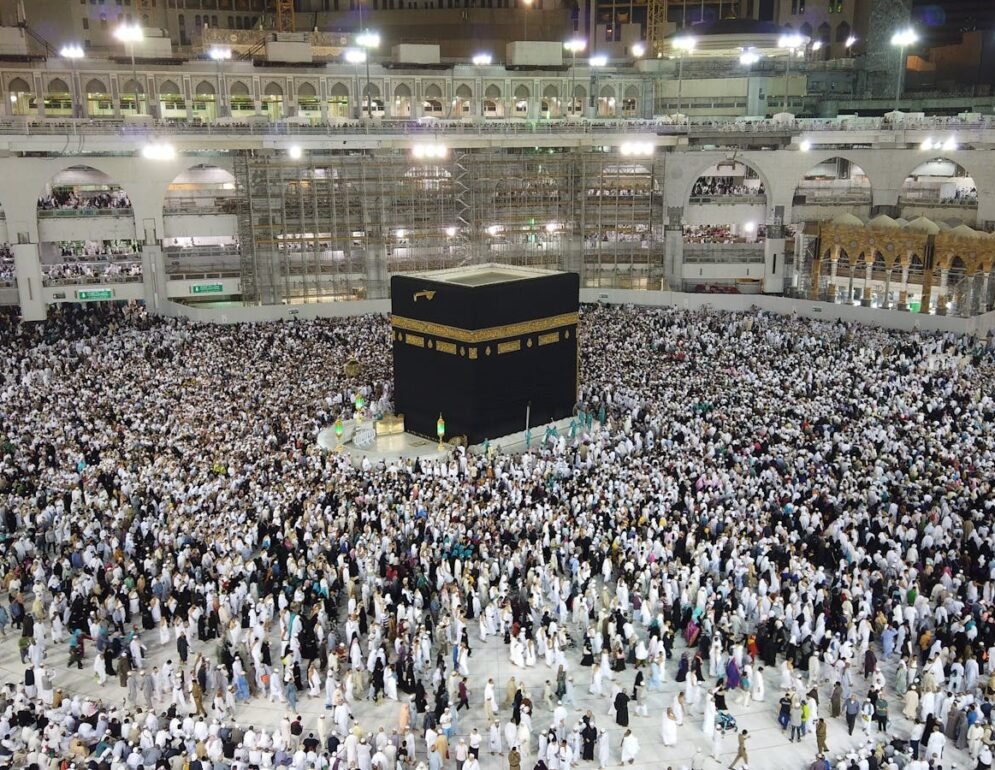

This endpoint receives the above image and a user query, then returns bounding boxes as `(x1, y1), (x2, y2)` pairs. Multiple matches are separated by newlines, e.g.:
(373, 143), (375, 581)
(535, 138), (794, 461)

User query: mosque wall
(151, 287), (988, 338)
(578, 288), (987, 335)
(7, 141), (995, 327)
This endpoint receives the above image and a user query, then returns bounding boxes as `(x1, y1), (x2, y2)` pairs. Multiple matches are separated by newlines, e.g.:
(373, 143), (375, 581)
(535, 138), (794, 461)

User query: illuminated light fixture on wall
(411, 143), (448, 159)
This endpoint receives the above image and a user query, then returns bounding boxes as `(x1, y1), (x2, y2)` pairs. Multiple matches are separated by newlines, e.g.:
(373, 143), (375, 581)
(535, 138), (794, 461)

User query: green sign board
(192, 283), (225, 295)
(77, 289), (113, 300)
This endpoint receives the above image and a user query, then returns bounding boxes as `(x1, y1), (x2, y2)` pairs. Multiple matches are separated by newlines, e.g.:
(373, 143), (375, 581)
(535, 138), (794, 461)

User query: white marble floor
(0, 619), (977, 770)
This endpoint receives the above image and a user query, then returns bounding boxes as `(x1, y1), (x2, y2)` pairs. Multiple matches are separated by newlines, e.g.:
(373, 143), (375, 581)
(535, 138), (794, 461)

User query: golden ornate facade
(814, 214), (995, 314)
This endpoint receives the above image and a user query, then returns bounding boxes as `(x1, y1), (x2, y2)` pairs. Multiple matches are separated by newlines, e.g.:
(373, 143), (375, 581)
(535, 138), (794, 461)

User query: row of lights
(62, 23), (873, 77)
(395, 228), (461, 238)
(620, 142), (654, 156)
(281, 144), (455, 161)
(141, 142), (176, 161)
(796, 134), (951, 154)
(64, 23), (869, 88)
(411, 143), (448, 159)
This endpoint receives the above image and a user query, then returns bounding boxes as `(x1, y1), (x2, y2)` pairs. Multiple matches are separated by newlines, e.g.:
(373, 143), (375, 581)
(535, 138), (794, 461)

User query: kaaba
(391, 264), (580, 445)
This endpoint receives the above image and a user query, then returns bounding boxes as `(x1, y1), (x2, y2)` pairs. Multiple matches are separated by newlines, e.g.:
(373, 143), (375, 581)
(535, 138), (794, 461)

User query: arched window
(836, 21), (851, 43)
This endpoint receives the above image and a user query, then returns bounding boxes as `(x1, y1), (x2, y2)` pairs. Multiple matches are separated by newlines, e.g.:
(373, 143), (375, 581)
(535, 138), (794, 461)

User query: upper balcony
(164, 243), (241, 279)
(163, 164), (239, 238)
(37, 166), (136, 241)
(897, 158), (978, 226)
(0, 112), (991, 155)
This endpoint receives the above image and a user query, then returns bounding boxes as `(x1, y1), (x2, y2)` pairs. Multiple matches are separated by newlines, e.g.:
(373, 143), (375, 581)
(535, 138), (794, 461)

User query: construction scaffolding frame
(233, 147), (666, 305)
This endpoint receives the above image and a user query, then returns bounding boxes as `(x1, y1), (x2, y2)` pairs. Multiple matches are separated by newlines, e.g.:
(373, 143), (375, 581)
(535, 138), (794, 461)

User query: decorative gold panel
(392, 312), (579, 344)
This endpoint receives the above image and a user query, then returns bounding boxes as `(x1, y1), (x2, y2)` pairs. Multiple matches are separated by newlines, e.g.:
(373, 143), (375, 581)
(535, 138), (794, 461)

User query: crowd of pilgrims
(689, 177), (765, 199)
(0, 245), (12, 282)
(682, 226), (762, 245)
(41, 260), (143, 284)
(36, 190), (132, 212)
(0, 302), (993, 770)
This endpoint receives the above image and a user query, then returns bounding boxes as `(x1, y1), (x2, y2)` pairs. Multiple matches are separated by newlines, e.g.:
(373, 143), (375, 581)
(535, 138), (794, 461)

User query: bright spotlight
(799, 139), (812, 152)
(778, 33), (805, 50)
(396, 228), (406, 239)
(288, 145), (303, 160)
(472, 53), (493, 66)
(60, 44), (85, 60)
(673, 35), (697, 53)
(141, 142), (176, 161)
(486, 225), (501, 236)
(631, 43), (646, 58)
(209, 46), (232, 61)
(920, 139), (934, 151)
(620, 142), (653, 156)
(545, 222), (560, 233)
(739, 49), (761, 66)
(412, 143), (447, 159)
(744, 221), (756, 233)
(942, 137), (958, 151)
(891, 28), (918, 48)
(589, 54), (608, 67)
(344, 49), (366, 64)
(445, 226), (457, 237)
(114, 23), (143, 44)
(357, 31), (381, 48)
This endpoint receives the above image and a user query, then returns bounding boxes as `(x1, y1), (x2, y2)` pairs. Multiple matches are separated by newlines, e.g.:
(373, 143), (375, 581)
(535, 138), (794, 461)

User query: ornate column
(827, 245), (840, 302)
(861, 258), (873, 307)
(981, 271), (991, 313)
(898, 254), (911, 310)
(809, 253), (822, 300)
(936, 267), (950, 315)
(964, 272), (976, 316)
(882, 262), (893, 309)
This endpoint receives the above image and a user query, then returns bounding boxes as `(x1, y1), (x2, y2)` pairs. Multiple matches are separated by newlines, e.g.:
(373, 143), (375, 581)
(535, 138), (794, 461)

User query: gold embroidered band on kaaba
(391, 312), (579, 344)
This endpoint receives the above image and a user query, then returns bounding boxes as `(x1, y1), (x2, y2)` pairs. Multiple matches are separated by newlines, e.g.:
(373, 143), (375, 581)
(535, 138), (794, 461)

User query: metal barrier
(37, 207), (134, 218)
(2, 115), (993, 140)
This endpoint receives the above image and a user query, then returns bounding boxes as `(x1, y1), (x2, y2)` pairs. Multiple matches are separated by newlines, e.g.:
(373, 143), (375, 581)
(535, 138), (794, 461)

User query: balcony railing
(42, 273), (143, 287)
(163, 197), (239, 215)
(0, 114), (993, 140)
(688, 194), (766, 205)
(37, 207), (134, 218)
(793, 186), (872, 205)
(164, 248), (241, 277)
(684, 243), (765, 263)
(898, 192), (978, 207)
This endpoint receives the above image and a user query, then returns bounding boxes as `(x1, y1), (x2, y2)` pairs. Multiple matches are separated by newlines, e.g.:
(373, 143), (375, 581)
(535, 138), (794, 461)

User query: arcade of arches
(815, 214), (995, 315)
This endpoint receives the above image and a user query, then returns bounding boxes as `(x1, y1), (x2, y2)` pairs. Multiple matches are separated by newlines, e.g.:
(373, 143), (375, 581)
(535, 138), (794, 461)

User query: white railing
(0, 113), (992, 140)
(37, 207), (133, 218)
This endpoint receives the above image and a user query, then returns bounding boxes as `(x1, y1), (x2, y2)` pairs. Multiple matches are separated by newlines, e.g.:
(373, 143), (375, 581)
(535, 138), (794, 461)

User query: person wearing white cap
(597, 728), (610, 769)
(454, 737), (468, 770)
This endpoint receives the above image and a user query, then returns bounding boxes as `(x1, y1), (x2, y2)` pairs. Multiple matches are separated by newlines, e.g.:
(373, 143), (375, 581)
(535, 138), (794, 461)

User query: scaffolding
(232, 147), (666, 304)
